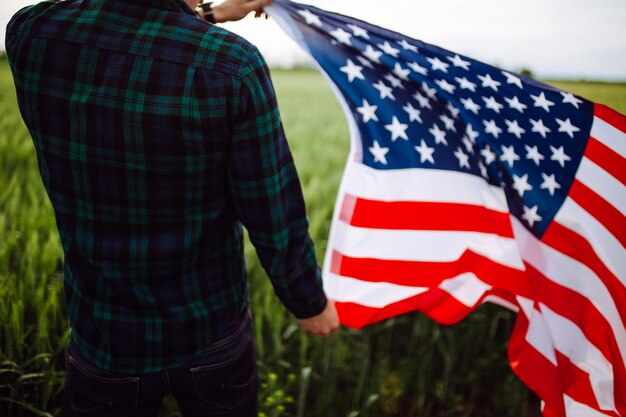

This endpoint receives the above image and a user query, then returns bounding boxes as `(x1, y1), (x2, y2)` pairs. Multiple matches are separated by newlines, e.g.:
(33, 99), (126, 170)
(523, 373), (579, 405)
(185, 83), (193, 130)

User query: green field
(1, 57), (625, 417)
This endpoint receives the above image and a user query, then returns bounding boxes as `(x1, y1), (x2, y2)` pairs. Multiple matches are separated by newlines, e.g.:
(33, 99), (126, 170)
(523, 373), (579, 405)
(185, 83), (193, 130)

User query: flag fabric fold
(265, 1), (626, 416)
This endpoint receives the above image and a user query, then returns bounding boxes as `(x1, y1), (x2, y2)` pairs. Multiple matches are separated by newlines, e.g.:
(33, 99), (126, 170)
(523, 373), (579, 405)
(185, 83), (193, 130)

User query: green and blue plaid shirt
(6, 0), (327, 373)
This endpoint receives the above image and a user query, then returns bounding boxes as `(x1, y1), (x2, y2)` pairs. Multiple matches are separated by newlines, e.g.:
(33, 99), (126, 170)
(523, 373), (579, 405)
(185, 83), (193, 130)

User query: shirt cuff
(287, 290), (328, 320)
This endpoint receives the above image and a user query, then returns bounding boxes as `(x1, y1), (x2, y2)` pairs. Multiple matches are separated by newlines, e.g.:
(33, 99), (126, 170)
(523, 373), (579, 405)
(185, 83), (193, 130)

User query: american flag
(266, 1), (626, 415)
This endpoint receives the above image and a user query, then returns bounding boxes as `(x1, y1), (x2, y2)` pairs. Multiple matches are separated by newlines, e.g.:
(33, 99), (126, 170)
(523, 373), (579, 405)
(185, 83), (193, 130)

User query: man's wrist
(196, 2), (216, 23)
(210, 3), (227, 24)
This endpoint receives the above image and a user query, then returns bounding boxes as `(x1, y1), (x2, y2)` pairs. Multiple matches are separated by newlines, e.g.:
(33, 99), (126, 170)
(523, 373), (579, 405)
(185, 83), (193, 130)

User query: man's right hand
(212, 0), (274, 23)
(298, 301), (340, 337)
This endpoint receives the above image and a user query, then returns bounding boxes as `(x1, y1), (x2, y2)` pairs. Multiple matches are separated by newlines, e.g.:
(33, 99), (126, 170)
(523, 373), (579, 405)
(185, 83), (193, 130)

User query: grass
(1, 58), (625, 416)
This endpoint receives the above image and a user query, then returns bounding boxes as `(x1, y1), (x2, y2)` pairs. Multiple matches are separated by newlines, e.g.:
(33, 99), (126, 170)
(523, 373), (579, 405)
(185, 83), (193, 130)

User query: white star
(415, 140), (435, 164)
(440, 114), (456, 132)
(462, 136), (474, 153)
(561, 92), (583, 109)
(505, 119), (526, 139)
(466, 124), (480, 143)
(429, 124), (447, 145)
(522, 205), (543, 228)
(369, 140), (390, 165)
(393, 63), (411, 80)
(478, 73), (501, 91)
(461, 97), (481, 115)
(502, 71), (523, 89)
(340, 59), (365, 82)
(513, 173), (533, 197)
(403, 102), (422, 123)
(479, 162), (489, 179)
(505, 96), (528, 113)
(421, 83), (437, 100)
(540, 173), (561, 196)
(482, 96), (504, 113)
(297, 9), (322, 27)
(356, 56), (374, 69)
(550, 145), (571, 167)
(408, 62), (428, 76)
(530, 119), (552, 139)
(556, 118), (581, 138)
(448, 54), (471, 70)
(454, 147), (471, 169)
(413, 92), (432, 109)
(385, 116), (409, 141)
(500, 145), (520, 167)
(426, 56), (449, 72)
(330, 27), (352, 46)
(455, 77), (477, 92)
(531, 92), (555, 112)
(356, 99), (378, 123)
(384, 74), (404, 89)
(525, 145), (545, 166)
(398, 39), (418, 52)
(378, 41), (400, 57)
(483, 119), (503, 138)
(447, 102), (461, 118)
(362, 45), (382, 63)
(481, 146), (496, 165)
(347, 24), (369, 39)
(373, 80), (395, 100)
(435, 79), (456, 94)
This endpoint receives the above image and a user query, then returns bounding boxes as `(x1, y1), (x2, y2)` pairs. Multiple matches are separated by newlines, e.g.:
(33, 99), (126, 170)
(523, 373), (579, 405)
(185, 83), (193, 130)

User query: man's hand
(212, 0), (274, 23)
(298, 301), (340, 337)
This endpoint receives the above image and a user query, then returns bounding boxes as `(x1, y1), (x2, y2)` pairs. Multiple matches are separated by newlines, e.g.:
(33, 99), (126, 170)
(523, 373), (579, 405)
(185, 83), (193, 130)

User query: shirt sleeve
(227, 47), (328, 319)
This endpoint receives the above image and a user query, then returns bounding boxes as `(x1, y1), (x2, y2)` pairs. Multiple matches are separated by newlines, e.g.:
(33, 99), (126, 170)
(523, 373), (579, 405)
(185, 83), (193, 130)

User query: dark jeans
(63, 313), (258, 417)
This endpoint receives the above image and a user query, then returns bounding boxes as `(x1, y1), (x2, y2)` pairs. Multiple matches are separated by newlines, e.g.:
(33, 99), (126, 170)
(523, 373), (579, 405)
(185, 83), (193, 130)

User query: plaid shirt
(6, 0), (327, 373)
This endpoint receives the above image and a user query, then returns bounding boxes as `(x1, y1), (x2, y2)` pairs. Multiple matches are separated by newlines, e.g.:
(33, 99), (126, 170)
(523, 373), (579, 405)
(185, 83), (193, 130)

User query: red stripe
(595, 104), (626, 134)
(541, 407), (562, 417)
(585, 138), (626, 186)
(524, 263), (626, 408)
(568, 180), (626, 246)
(335, 286), (494, 329)
(508, 312), (566, 417)
(339, 195), (514, 237)
(507, 308), (621, 416)
(542, 221), (626, 326)
(484, 288), (518, 308)
(554, 351), (622, 417)
(331, 249), (531, 298)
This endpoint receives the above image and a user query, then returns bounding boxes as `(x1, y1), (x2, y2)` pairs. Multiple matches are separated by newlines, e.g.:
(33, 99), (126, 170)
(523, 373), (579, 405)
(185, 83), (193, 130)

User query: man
(6, 0), (339, 415)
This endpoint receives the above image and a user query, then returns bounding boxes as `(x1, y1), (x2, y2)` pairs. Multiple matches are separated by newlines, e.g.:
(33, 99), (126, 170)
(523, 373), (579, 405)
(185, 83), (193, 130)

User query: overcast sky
(3, 0), (626, 80)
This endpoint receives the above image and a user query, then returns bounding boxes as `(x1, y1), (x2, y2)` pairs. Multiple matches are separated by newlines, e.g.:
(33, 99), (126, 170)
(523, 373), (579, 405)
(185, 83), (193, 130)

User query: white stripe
(513, 218), (626, 365)
(564, 394), (615, 417)
(323, 273), (428, 307)
(265, 5), (311, 55)
(341, 163), (508, 212)
(483, 295), (519, 312)
(438, 273), (492, 307)
(540, 303), (615, 411)
(556, 198), (626, 282)
(517, 296), (557, 365)
(521, 301), (618, 413)
(591, 115), (626, 160)
(577, 157), (626, 213)
(332, 221), (525, 269)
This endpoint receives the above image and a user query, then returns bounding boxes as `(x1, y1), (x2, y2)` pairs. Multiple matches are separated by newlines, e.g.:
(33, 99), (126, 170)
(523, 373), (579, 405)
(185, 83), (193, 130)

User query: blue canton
(281, 1), (594, 237)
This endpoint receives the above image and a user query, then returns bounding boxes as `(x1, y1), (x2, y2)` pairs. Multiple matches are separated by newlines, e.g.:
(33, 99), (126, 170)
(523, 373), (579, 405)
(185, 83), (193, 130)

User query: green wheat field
(1, 55), (625, 417)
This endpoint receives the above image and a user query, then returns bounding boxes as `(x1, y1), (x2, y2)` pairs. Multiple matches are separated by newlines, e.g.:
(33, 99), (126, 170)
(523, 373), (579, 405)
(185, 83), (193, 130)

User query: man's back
(7, 0), (327, 374)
